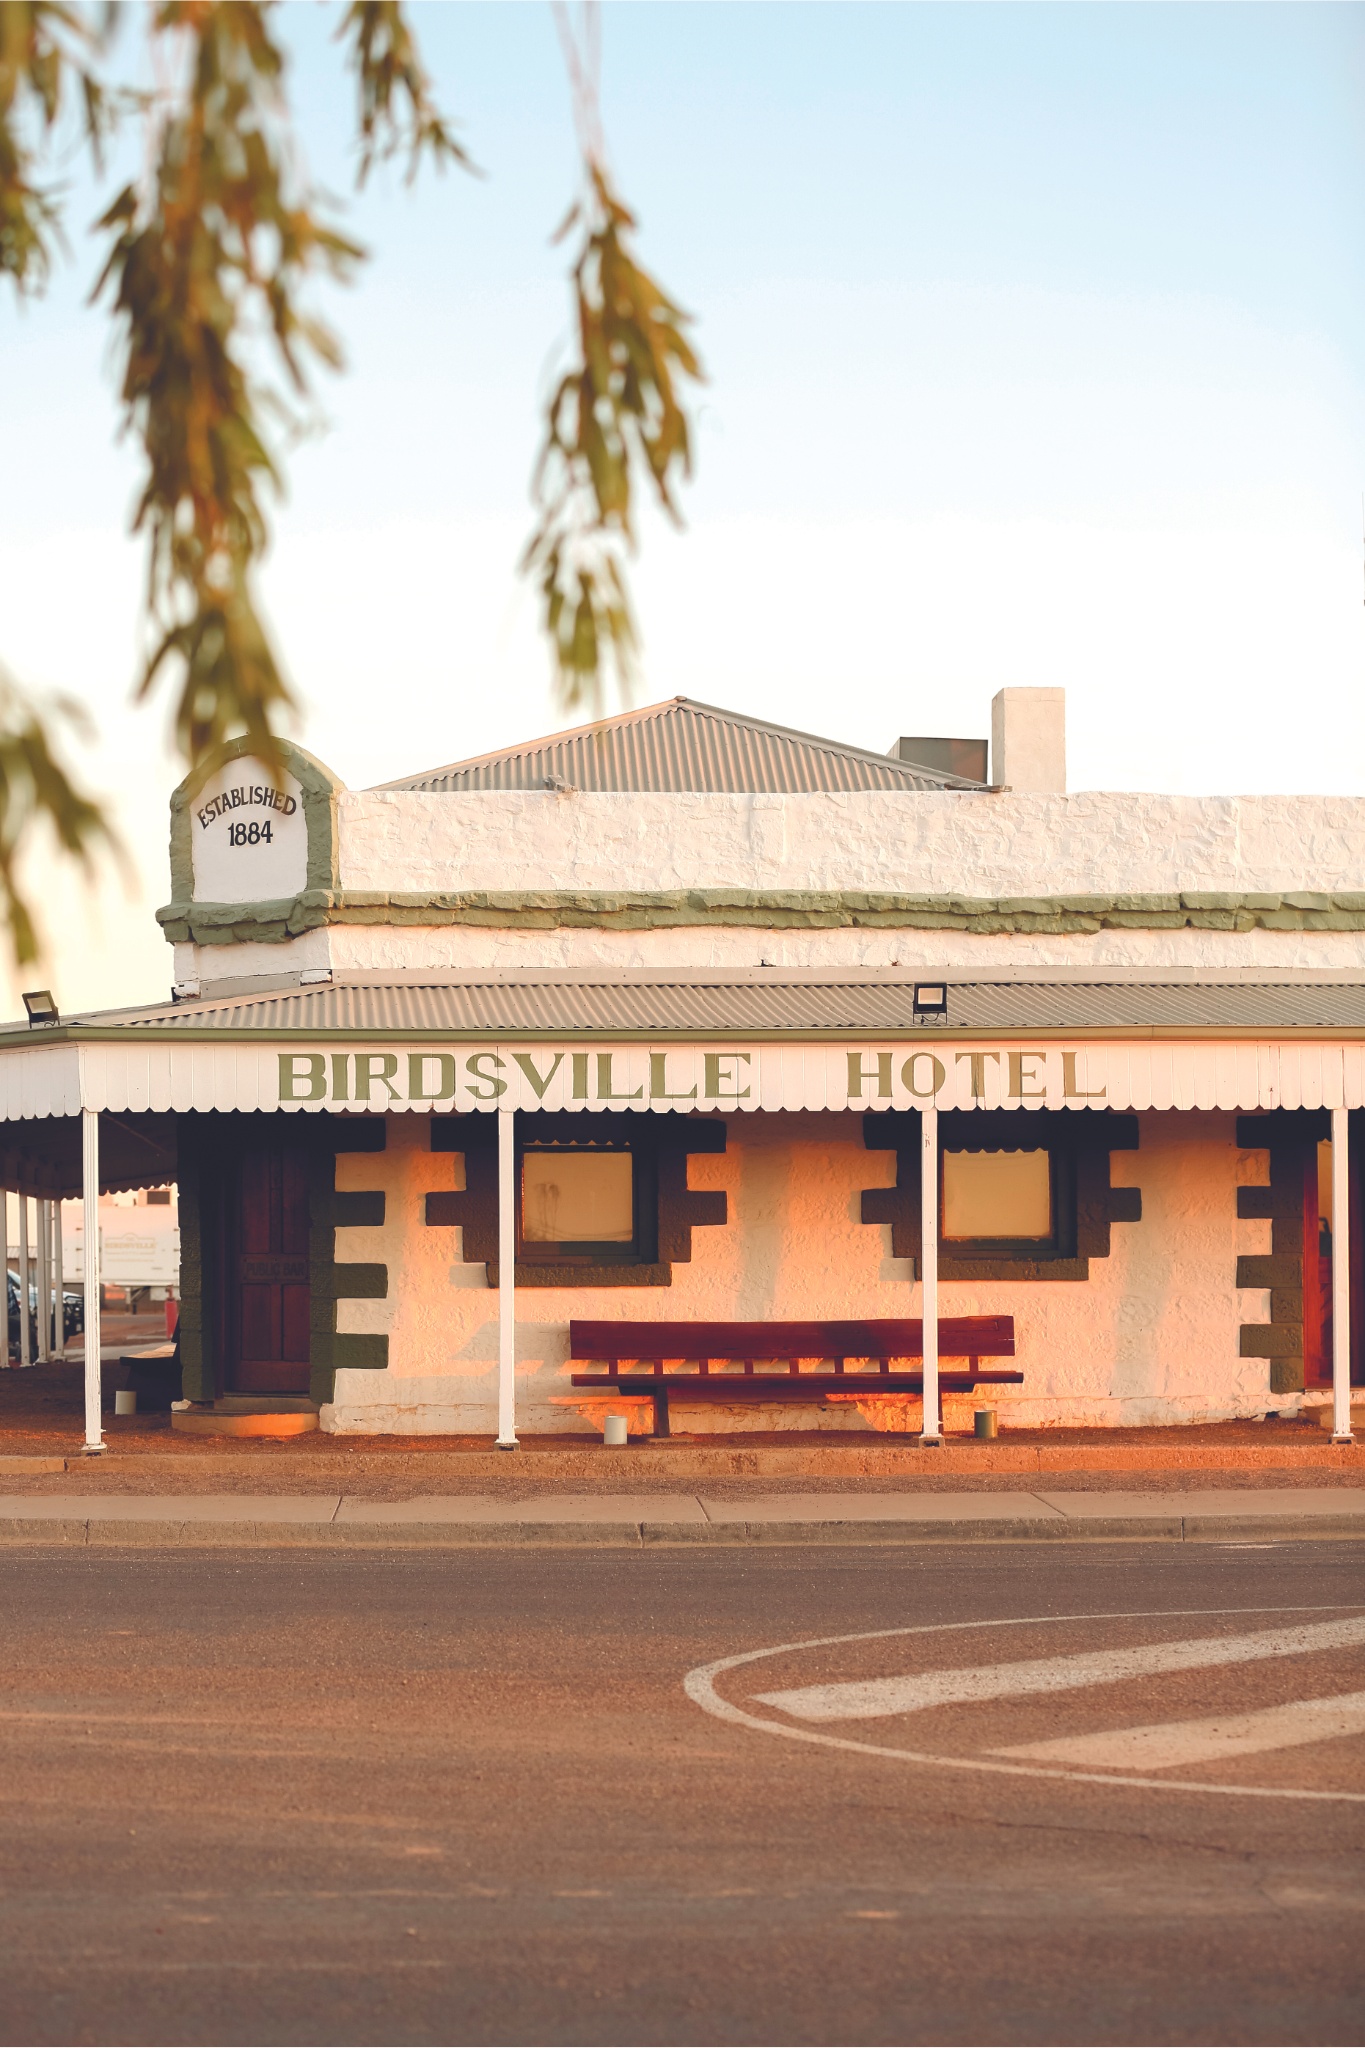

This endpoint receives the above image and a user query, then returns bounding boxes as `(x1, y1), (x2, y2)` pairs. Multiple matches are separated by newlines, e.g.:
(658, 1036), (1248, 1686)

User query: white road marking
(990, 1690), (1365, 1771)
(685, 1607), (1365, 1804)
(751, 1614), (1365, 1722)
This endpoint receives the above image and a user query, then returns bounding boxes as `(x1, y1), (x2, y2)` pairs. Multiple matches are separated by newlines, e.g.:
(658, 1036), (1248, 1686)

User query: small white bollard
(603, 1413), (628, 1447)
(114, 1389), (136, 1417)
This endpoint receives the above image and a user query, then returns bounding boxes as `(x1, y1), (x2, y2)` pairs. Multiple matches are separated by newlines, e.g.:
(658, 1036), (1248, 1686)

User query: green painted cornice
(157, 885), (1365, 948)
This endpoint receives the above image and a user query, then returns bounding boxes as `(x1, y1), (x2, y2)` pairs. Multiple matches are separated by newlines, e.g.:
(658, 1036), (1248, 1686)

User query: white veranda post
(53, 1200), (64, 1359)
(496, 1104), (519, 1448)
(82, 1110), (103, 1454)
(920, 1104), (942, 1445)
(17, 1193), (30, 1369)
(1331, 1106), (1353, 1443)
(36, 1198), (50, 1362)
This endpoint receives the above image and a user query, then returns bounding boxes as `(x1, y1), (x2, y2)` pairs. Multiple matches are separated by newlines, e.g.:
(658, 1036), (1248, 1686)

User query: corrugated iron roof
(85, 979), (1365, 1036)
(374, 697), (984, 795)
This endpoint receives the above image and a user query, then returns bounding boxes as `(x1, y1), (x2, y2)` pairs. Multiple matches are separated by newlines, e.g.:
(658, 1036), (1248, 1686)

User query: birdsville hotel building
(3, 690), (1362, 1449)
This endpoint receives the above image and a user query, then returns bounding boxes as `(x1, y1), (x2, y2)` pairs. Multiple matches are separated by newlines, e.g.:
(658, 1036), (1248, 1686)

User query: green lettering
(466, 1052), (507, 1101)
(354, 1053), (400, 1101)
(330, 1052), (349, 1101)
(408, 1052), (457, 1101)
(955, 1050), (1001, 1100)
(703, 1052), (752, 1101)
(596, 1052), (643, 1101)
(1008, 1050), (1047, 1100)
(847, 1051), (892, 1099)
(512, 1051), (564, 1100)
(902, 1052), (946, 1100)
(649, 1052), (698, 1101)
(279, 1052), (325, 1103)
(1061, 1051), (1105, 1099)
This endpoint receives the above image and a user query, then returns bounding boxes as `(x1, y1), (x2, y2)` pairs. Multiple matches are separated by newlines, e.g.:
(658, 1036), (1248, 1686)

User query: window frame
(939, 1143), (1069, 1261)
(515, 1136), (659, 1269)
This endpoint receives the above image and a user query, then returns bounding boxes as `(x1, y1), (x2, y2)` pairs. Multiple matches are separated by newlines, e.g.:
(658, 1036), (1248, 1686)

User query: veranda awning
(0, 1034), (1363, 1119)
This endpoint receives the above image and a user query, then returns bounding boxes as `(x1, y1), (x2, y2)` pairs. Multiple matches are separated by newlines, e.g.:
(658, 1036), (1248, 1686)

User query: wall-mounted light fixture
(22, 990), (59, 1027)
(912, 982), (948, 1015)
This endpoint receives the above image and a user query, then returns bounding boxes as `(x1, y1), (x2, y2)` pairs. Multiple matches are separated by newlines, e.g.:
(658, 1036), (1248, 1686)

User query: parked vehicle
(7, 1269), (84, 1357)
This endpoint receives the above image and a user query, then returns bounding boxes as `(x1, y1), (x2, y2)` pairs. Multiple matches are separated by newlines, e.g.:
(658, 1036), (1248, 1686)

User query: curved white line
(683, 1605), (1365, 1805)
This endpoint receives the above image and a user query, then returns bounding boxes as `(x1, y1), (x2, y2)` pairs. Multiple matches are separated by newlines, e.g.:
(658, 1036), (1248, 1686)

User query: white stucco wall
(177, 913), (1365, 991)
(174, 781), (1365, 989)
(323, 922), (1365, 977)
(336, 787), (1365, 899)
(320, 1109), (1284, 1436)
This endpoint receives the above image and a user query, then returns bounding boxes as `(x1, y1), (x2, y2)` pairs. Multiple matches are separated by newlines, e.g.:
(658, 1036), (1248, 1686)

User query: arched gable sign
(158, 736), (344, 948)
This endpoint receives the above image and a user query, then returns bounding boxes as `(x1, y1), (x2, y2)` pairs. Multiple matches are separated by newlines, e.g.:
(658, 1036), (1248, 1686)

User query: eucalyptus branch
(0, 0), (112, 294)
(523, 157), (703, 712)
(0, 4), (122, 962)
(3, 0), (464, 965)
(0, 673), (119, 966)
(94, 0), (363, 775)
(338, 0), (473, 185)
(3, 0), (701, 965)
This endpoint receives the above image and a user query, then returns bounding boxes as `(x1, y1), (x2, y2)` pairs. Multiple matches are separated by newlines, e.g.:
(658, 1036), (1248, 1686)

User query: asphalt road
(0, 1542), (1361, 2046)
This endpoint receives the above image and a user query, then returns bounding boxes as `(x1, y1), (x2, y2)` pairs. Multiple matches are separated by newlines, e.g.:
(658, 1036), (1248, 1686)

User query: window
(942, 1149), (1052, 1242)
(519, 1145), (646, 1263)
(523, 1151), (634, 1245)
(862, 1107), (1137, 1280)
(431, 1112), (725, 1288)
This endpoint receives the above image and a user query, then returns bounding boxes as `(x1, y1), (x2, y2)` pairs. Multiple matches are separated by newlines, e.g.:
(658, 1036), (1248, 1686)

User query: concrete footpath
(0, 1486), (1362, 1546)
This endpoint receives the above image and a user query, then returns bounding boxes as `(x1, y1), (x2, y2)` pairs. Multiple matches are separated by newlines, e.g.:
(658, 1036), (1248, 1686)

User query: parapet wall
(337, 788), (1365, 901)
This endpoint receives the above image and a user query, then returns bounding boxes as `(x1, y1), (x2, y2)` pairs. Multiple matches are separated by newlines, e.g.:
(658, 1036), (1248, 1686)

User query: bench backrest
(570, 1316), (1014, 1362)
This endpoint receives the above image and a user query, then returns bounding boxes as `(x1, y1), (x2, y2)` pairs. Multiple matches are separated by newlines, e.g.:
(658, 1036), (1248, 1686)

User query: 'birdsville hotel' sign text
(256, 1040), (1360, 1116)
(276, 1044), (1107, 1112)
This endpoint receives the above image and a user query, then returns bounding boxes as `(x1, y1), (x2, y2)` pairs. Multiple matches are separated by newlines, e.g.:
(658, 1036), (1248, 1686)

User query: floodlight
(21, 990), (58, 1027)
(912, 983), (948, 1015)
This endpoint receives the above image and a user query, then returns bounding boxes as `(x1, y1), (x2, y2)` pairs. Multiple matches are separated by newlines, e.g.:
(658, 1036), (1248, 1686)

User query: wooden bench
(570, 1317), (1019, 1436)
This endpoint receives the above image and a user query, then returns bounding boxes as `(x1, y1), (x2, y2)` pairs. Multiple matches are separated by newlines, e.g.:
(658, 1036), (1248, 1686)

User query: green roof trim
(156, 886), (1365, 948)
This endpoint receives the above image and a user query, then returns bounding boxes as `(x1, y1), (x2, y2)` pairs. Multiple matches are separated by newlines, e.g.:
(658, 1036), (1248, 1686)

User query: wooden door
(231, 1147), (311, 1393)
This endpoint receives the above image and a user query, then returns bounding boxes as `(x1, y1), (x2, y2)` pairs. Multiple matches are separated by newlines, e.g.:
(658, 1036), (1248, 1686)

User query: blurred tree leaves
(0, 673), (117, 965)
(0, 0), (700, 971)
(525, 5), (703, 711)
(0, 1), (111, 293)
(338, 0), (472, 186)
(524, 162), (702, 711)
(94, 1), (364, 779)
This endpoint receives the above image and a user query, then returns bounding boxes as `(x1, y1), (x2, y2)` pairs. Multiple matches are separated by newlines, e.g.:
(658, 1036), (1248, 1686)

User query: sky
(1, 0), (1362, 1014)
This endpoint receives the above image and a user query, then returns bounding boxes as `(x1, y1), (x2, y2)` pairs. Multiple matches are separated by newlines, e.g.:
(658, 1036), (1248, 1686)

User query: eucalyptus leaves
(0, 0), (699, 961)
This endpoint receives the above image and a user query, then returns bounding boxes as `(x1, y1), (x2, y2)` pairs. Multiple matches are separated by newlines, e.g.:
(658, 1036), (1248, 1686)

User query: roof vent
(892, 737), (988, 785)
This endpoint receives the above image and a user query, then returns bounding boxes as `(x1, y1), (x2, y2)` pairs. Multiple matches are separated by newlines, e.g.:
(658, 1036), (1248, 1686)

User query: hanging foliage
(0, 0), (468, 965)
(0, 0), (111, 293)
(0, 0), (697, 967)
(338, 0), (473, 186)
(94, 1), (365, 776)
(524, 7), (703, 711)
(0, 673), (117, 966)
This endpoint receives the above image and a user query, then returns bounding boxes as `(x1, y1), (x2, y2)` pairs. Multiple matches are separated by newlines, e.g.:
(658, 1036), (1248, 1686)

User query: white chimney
(991, 688), (1066, 793)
